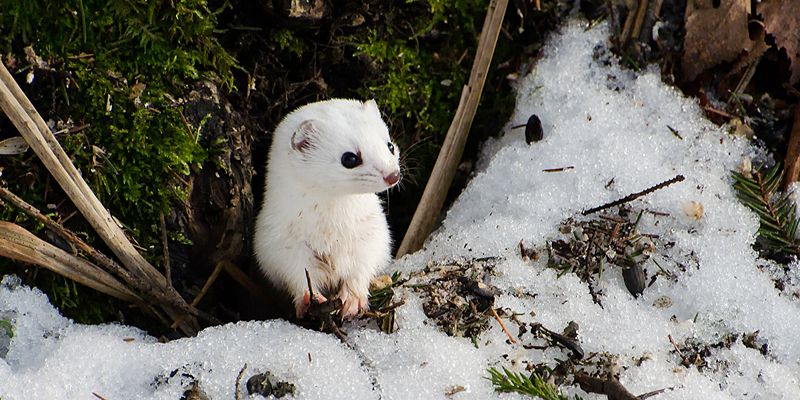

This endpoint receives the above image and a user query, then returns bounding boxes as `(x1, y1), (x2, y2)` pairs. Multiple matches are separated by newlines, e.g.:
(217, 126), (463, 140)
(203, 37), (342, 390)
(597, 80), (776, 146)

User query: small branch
(305, 269), (317, 305)
(542, 166), (574, 173)
(235, 363), (248, 400)
(171, 261), (224, 329)
(702, 106), (736, 120)
(536, 324), (584, 359)
(0, 185), (219, 327)
(0, 185), (142, 290)
(668, 334), (690, 366)
(220, 260), (273, 304)
(490, 307), (517, 344)
(630, 0), (649, 43)
(362, 299), (406, 318)
(0, 221), (140, 303)
(638, 388), (670, 399)
(159, 212), (172, 288)
(783, 106), (800, 190)
(574, 373), (639, 400)
(582, 175), (685, 216)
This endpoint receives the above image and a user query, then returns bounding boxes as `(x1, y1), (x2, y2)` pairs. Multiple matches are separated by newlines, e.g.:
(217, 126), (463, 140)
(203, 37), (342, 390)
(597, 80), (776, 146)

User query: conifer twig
(582, 175), (685, 215)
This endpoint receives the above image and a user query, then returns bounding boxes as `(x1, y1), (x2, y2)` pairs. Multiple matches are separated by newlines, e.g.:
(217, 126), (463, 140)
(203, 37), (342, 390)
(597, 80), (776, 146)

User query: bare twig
(668, 334), (690, 365)
(490, 307), (517, 344)
(782, 106), (800, 190)
(0, 221), (141, 303)
(536, 324), (584, 359)
(0, 185), (141, 289)
(396, 0), (509, 257)
(192, 262), (224, 308)
(362, 299), (406, 318)
(235, 363), (248, 400)
(159, 212), (172, 287)
(171, 261), (225, 329)
(638, 387), (670, 399)
(582, 175), (685, 216)
(543, 166), (574, 173)
(220, 260), (272, 304)
(574, 373), (640, 400)
(630, 0), (649, 43)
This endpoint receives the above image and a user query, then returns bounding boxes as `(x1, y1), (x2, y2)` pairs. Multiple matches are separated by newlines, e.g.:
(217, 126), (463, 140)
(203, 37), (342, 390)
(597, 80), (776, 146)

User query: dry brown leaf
(682, 0), (764, 81)
(759, 0), (800, 84)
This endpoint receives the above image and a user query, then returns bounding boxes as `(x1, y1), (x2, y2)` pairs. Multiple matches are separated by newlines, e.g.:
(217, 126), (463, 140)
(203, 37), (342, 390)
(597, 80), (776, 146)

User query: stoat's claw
(338, 288), (369, 319)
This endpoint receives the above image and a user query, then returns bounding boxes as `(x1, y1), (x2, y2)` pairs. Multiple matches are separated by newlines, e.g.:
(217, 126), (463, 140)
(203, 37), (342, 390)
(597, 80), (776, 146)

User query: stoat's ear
(291, 120), (317, 153)
(363, 99), (381, 116)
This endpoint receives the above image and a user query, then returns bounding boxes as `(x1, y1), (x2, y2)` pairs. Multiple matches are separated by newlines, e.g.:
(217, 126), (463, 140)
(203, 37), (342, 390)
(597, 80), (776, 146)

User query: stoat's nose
(383, 171), (401, 186)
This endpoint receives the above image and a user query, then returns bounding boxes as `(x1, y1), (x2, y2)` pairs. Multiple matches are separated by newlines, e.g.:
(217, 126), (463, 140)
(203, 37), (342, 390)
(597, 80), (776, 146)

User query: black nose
(383, 171), (400, 186)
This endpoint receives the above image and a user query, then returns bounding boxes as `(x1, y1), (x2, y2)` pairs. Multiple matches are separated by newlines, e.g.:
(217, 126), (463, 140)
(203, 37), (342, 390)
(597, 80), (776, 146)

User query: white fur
(254, 99), (400, 317)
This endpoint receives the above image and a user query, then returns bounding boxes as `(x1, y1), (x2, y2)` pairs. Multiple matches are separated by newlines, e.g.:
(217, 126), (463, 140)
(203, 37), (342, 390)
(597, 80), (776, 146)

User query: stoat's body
(254, 99), (400, 318)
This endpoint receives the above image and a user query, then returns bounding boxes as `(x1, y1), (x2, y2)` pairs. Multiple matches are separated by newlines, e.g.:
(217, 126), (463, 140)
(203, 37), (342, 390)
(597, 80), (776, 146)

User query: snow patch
(1, 20), (798, 399)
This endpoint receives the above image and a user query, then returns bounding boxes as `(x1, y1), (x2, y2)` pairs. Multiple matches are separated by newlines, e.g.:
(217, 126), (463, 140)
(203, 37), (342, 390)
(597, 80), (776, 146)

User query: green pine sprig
(732, 164), (800, 255)
(487, 368), (580, 400)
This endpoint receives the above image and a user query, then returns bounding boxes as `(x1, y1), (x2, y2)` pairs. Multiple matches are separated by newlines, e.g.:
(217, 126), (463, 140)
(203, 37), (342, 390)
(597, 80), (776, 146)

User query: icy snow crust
(2, 21), (799, 399)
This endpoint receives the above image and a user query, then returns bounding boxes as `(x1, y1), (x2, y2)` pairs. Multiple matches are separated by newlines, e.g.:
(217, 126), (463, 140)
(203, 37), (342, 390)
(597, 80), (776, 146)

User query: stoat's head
(275, 99), (401, 195)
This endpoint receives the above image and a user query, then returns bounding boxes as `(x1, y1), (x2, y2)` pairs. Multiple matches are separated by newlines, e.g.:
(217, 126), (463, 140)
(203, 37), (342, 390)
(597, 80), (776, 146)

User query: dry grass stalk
(0, 57), (201, 334)
(396, 0), (509, 257)
(0, 222), (140, 303)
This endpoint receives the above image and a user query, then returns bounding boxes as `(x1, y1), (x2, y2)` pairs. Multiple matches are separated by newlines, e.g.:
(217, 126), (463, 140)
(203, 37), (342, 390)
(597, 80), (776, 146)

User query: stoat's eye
(341, 152), (362, 168)
(387, 141), (395, 155)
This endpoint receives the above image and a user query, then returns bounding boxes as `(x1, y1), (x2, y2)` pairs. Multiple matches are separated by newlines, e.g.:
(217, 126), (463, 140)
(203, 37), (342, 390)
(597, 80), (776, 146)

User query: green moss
(0, 0), (236, 324)
(272, 29), (305, 58)
(350, 0), (489, 178)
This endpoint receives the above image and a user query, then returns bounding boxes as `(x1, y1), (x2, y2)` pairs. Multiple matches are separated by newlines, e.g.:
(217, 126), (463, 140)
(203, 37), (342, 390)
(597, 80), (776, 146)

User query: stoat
(254, 99), (401, 318)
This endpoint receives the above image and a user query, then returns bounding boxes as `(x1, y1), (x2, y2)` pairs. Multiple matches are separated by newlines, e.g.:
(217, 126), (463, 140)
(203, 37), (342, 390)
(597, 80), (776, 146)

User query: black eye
(341, 152), (362, 169)
(387, 141), (395, 155)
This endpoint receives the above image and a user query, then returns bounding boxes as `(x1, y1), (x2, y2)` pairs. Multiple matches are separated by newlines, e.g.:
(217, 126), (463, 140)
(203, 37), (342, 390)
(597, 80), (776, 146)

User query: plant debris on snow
(545, 206), (658, 303)
(410, 258), (499, 340)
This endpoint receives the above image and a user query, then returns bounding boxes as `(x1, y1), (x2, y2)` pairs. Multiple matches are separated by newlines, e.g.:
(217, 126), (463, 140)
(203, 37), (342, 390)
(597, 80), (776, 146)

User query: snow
(2, 20), (799, 399)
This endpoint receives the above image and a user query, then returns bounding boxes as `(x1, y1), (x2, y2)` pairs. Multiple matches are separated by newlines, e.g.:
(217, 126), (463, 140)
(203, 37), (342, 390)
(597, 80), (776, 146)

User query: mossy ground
(0, 0), (235, 325)
(0, 0), (566, 330)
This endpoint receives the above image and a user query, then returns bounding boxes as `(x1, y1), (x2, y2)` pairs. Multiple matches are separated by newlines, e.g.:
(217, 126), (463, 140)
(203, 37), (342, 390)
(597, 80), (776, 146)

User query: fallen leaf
(682, 0), (764, 81)
(759, 0), (800, 84)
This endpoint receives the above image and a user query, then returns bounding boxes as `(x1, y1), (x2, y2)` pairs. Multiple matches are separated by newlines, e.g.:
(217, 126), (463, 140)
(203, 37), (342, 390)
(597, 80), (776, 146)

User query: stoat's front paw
(338, 287), (369, 319)
(295, 292), (328, 318)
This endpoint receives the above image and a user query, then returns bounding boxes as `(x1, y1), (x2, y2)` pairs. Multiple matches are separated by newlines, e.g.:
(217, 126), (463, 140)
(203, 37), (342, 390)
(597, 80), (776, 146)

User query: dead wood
(0, 57), (201, 335)
(396, 0), (509, 257)
(782, 106), (800, 190)
(574, 373), (639, 400)
(0, 222), (140, 303)
(582, 175), (684, 215)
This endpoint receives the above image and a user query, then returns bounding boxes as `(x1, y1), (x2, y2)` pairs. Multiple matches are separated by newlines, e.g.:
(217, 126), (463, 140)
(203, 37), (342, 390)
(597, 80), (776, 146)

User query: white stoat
(254, 99), (401, 318)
